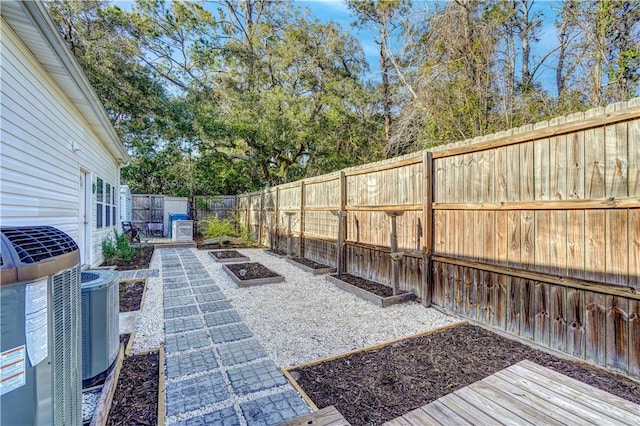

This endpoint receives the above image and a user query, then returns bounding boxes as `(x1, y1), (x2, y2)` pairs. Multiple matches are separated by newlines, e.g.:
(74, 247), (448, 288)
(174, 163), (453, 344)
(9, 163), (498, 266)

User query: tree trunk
(380, 33), (391, 147)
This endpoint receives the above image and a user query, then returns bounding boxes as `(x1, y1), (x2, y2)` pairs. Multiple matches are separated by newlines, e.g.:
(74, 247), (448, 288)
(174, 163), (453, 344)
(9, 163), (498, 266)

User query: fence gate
(132, 195), (164, 231)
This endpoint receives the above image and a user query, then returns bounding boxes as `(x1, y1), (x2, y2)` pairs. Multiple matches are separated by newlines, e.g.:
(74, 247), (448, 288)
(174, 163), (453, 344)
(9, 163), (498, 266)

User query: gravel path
(132, 247), (460, 366)
(194, 248), (460, 368)
(131, 252), (164, 353)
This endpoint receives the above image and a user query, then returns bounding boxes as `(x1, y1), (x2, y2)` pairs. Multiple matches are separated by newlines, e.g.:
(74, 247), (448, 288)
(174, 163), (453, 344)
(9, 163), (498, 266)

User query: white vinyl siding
(0, 19), (121, 266)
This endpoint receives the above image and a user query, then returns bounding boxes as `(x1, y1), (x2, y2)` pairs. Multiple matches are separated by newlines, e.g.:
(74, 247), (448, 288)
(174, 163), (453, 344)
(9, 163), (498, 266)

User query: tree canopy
(47, 0), (640, 195)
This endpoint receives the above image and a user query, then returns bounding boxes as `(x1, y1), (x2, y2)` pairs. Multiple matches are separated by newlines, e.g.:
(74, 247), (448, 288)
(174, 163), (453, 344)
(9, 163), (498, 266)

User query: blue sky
(116, 0), (563, 93)
(296, 0), (563, 93)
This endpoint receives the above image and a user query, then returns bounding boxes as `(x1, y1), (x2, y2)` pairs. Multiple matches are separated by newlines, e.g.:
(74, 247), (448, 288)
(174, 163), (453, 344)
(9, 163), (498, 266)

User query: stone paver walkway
(160, 249), (310, 425)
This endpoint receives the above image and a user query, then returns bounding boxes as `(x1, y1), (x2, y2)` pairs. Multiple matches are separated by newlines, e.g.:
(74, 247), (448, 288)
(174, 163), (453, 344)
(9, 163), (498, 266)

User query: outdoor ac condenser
(0, 226), (82, 426)
(81, 269), (119, 387)
(172, 220), (193, 242)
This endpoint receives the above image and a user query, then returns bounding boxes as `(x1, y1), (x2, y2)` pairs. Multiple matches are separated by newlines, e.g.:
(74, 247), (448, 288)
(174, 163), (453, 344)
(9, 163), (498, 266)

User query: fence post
(332, 210), (348, 276)
(339, 171), (347, 275)
(259, 189), (265, 246)
(423, 150), (434, 307)
(299, 181), (305, 258)
(274, 187), (279, 251)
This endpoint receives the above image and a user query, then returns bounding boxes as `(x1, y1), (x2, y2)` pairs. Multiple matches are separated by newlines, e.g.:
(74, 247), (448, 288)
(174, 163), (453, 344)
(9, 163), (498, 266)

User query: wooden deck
(385, 360), (640, 425)
(279, 405), (350, 426)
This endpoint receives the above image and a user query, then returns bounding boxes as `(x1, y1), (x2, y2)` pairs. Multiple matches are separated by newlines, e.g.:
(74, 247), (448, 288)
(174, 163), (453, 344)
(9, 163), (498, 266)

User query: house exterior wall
(0, 19), (120, 267)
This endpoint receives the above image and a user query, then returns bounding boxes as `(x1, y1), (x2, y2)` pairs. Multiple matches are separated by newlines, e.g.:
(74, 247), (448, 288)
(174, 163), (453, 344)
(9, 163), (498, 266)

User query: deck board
(484, 369), (600, 425)
(494, 366), (625, 424)
(279, 405), (350, 426)
(384, 360), (640, 426)
(435, 393), (498, 425)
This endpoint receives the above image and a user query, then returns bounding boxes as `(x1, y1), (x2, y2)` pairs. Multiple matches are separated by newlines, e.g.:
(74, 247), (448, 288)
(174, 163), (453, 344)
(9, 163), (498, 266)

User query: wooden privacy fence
(235, 99), (640, 378)
(194, 195), (237, 221)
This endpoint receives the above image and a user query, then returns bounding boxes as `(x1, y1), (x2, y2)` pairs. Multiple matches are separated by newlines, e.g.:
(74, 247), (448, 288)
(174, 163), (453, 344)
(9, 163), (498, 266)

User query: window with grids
(96, 178), (104, 228)
(96, 178), (117, 229)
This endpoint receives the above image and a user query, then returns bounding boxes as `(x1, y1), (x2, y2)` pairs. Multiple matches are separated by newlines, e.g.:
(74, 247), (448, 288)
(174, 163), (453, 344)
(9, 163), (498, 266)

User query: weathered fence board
(549, 284), (567, 353)
(585, 291), (607, 366)
(605, 295), (629, 373)
(629, 300), (640, 377)
(567, 289), (586, 358)
(534, 281), (550, 347)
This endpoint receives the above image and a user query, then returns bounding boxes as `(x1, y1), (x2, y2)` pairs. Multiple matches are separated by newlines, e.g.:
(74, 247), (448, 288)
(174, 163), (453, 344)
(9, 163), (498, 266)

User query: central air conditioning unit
(80, 269), (119, 387)
(0, 226), (82, 426)
(172, 220), (193, 242)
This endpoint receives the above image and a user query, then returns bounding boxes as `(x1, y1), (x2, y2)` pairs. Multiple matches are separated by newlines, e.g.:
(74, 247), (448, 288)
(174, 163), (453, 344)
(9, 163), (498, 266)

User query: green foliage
(101, 236), (118, 263)
(199, 216), (239, 240)
(102, 231), (135, 263)
(230, 211), (253, 245)
(49, 0), (640, 192)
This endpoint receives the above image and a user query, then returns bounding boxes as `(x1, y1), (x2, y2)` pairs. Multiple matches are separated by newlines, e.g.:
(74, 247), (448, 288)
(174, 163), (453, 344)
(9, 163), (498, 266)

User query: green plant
(102, 236), (118, 263)
(102, 231), (136, 263)
(199, 216), (239, 240)
(230, 211), (253, 245)
(115, 231), (135, 262)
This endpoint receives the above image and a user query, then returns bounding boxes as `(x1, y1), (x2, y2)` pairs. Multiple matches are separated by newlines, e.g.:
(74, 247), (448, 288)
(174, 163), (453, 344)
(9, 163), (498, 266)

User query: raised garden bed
(222, 262), (285, 287)
(209, 249), (250, 263)
(106, 348), (163, 426)
(326, 274), (414, 307)
(286, 257), (336, 275)
(119, 280), (146, 312)
(101, 245), (154, 270)
(264, 248), (292, 258)
(288, 323), (640, 426)
(195, 234), (250, 250)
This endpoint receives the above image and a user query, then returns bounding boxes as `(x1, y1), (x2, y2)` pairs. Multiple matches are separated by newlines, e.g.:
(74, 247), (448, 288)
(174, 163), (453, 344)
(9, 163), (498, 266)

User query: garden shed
(0, 1), (129, 266)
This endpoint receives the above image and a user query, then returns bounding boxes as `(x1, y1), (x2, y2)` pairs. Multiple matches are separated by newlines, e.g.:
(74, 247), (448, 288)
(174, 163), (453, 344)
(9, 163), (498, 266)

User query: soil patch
(225, 262), (280, 280)
(106, 351), (158, 426)
(102, 246), (154, 271)
(292, 324), (640, 426)
(291, 257), (330, 269)
(211, 250), (246, 259)
(333, 274), (394, 298)
(119, 281), (145, 312)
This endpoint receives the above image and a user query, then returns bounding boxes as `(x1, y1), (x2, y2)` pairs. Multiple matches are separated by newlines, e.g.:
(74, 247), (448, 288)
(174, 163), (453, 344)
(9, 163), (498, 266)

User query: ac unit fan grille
(1, 226), (78, 264)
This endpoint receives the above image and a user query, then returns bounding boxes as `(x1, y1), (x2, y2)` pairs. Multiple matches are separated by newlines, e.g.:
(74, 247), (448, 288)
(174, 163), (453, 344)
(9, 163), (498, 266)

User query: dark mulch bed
(292, 257), (330, 269)
(106, 351), (159, 426)
(333, 274), (394, 297)
(292, 324), (640, 426)
(225, 262), (280, 280)
(119, 281), (145, 312)
(211, 250), (246, 259)
(102, 246), (154, 271)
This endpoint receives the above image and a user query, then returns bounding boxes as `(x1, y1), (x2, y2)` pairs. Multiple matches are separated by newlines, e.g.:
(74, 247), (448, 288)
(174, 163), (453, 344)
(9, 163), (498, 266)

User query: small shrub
(199, 216), (239, 240)
(102, 236), (118, 263)
(115, 231), (135, 262)
(230, 211), (253, 244)
(102, 231), (136, 263)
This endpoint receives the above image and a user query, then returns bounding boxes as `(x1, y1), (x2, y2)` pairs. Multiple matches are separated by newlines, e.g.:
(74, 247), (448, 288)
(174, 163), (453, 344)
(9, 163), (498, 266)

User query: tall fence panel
(194, 195), (237, 221)
(303, 174), (340, 265)
(234, 99), (640, 378)
(429, 101), (640, 378)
